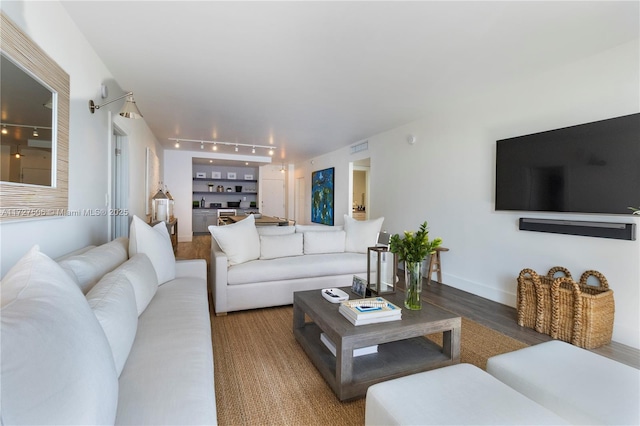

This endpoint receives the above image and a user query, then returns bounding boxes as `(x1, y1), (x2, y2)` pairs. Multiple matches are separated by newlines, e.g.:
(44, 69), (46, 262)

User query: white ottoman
(487, 340), (640, 425)
(364, 363), (567, 425)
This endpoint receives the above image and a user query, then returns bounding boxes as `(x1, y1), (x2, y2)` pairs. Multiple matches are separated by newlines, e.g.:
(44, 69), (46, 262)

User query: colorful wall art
(311, 167), (335, 225)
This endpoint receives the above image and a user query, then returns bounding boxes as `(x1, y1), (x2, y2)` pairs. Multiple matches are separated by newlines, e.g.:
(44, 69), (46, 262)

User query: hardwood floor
(177, 235), (639, 369)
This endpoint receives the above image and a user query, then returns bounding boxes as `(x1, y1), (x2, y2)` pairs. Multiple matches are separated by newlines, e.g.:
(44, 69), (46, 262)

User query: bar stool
(428, 247), (449, 284)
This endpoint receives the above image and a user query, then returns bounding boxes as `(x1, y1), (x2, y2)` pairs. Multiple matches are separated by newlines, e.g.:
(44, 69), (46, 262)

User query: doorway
(261, 178), (285, 217)
(111, 128), (129, 239)
(351, 158), (370, 220)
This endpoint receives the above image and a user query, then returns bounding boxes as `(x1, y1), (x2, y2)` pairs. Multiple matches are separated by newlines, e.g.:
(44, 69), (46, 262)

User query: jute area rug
(211, 305), (528, 426)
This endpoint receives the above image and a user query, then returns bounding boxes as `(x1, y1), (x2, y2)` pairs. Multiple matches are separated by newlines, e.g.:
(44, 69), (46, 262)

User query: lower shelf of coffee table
(295, 322), (455, 400)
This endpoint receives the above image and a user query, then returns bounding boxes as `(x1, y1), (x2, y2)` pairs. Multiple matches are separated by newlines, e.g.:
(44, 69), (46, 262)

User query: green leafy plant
(629, 207), (640, 215)
(389, 221), (442, 263)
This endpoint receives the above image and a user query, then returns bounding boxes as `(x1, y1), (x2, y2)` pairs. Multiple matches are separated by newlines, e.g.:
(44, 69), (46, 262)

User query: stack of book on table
(339, 297), (402, 326)
(320, 333), (378, 357)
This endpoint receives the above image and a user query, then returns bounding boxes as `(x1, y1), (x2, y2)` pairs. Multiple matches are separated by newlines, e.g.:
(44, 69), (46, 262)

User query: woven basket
(517, 267), (614, 349)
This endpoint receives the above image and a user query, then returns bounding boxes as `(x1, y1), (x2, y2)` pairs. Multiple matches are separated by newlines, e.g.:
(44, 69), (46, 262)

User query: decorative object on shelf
(227, 172), (237, 179)
(152, 189), (170, 222)
(235, 185), (242, 192)
(389, 221), (443, 310)
(367, 246), (397, 295)
(217, 185), (224, 192)
(244, 174), (253, 180)
(195, 172), (206, 178)
(311, 167), (335, 225)
(208, 184), (214, 192)
(212, 171), (221, 179)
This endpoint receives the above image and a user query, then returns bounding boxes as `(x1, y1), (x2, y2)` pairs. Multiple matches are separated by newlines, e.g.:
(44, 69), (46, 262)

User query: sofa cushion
(116, 277), (216, 425)
(344, 214), (384, 253)
(86, 268), (138, 377)
(58, 237), (128, 294)
(0, 246), (119, 425)
(296, 224), (343, 233)
(486, 340), (640, 425)
(209, 214), (260, 265)
(257, 225), (295, 236)
(365, 363), (567, 425)
(129, 215), (176, 285)
(115, 254), (159, 316)
(303, 230), (346, 254)
(228, 252), (367, 285)
(260, 233), (303, 260)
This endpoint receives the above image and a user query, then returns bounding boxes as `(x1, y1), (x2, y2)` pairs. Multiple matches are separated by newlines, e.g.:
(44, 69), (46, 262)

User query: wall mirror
(0, 12), (69, 221)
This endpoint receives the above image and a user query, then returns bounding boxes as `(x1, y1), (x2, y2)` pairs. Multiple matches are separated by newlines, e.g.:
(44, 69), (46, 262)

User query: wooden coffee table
(293, 288), (461, 401)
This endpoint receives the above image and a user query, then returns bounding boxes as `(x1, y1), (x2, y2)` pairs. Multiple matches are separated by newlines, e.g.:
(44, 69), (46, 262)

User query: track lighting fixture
(89, 91), (143, 119)
(168, 138), (279, 156)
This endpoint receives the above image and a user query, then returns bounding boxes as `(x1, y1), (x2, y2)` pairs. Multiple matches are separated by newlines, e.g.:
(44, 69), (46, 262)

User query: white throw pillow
(0, 246), (119, 424)
(343, 214), (385, 253)
(86, 269), (138, 377)
(208, 215), (260, 265)
(129, 215), (176, 284)
(114, 253), (158, 316)
(257, 225), (296, 236)
(295, 224), (343, 233)
(58, 237), (128, 294)
(303, 230), (346, 254)
(260, 233), (304, 259)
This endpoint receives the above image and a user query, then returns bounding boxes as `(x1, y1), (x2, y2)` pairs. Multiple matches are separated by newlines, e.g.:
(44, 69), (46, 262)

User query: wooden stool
(428, 247), (449, 284)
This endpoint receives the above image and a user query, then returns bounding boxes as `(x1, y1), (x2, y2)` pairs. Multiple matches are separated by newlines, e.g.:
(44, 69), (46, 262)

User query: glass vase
(404, 260), (423, 310)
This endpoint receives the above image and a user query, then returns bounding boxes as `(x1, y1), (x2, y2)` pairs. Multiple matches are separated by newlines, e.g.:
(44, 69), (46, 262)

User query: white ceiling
(61, 1), (639, 164)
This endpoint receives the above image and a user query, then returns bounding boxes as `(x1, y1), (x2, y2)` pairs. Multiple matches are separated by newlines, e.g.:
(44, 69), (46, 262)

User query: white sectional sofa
(365, 340), (640, 425)
(1, 216), (216, 425)
(209, 214), (384, 314)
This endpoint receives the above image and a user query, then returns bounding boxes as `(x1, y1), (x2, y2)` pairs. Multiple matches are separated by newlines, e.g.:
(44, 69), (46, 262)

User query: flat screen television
(495, 113), (640, 215)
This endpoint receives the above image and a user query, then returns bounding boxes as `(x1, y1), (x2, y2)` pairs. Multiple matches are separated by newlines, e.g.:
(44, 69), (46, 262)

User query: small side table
(428, 246), (449, 284)
(150, 218), (178, 252)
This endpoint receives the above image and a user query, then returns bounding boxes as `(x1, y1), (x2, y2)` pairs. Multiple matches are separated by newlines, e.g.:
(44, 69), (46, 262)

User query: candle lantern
(367, 246), (397, 295)
(166, 190), (175, 220)
(152, 189), (170, 222)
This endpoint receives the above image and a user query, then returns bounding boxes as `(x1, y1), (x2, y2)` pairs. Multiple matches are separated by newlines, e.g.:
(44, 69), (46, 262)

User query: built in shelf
(193, 191), (256, 195)
(193, 178), (257, 183)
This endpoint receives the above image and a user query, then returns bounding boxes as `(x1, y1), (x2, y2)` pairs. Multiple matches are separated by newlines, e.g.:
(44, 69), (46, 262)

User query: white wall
(0, 1), (163, 276)
(297, 40), (640, 348)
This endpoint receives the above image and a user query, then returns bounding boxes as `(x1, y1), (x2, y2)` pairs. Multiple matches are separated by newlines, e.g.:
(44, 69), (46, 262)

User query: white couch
(365, 340), (640, 425)
(1, 216), (216, 425)
(209, 214), (384, 314)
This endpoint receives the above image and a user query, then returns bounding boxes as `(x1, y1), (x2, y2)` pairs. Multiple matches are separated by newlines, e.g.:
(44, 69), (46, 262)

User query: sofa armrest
(211, 248), (229, 315)
(175, 259), (207, 281)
